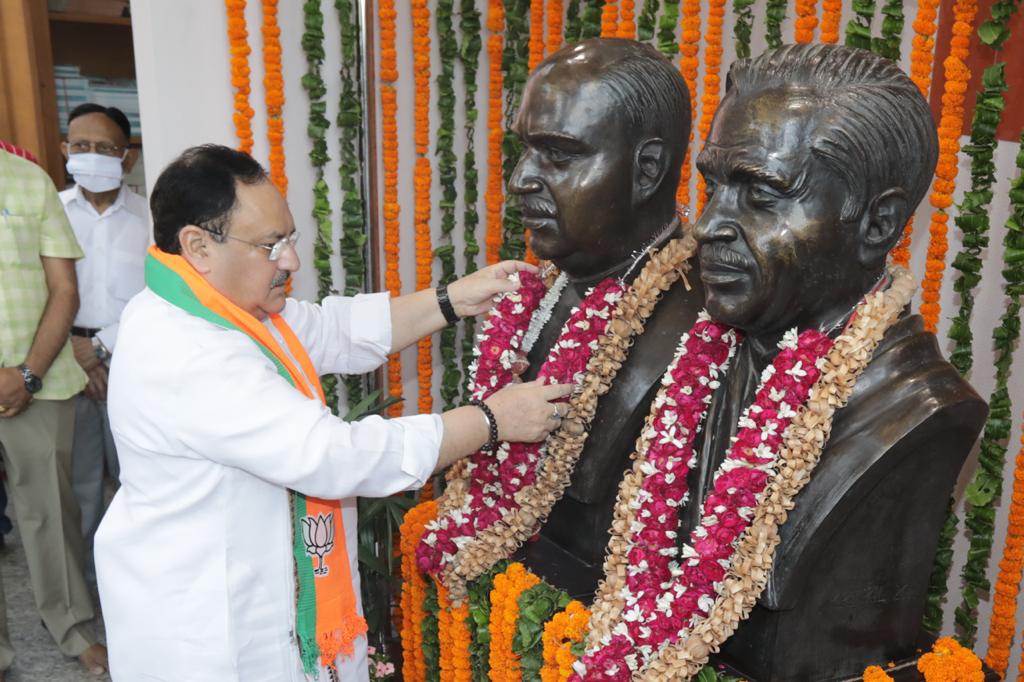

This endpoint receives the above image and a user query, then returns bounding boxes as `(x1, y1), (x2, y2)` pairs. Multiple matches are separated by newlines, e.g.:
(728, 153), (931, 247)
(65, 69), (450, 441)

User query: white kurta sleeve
(280, 293), (392, 375)
(172, 329), (439, 500)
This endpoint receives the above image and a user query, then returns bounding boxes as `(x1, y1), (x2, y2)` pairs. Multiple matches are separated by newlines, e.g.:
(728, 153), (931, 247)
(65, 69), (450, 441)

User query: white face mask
(66, 152), (124, 193)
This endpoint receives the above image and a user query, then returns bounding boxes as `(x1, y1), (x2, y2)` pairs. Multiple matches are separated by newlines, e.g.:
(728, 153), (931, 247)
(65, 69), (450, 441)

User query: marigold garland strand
(957, 130), (1024, 649)
(618, 0), (637, 37)
(820, 0), (843, 42)
(400, 501), (437, 682)
(226, 0), (254, 154)
(261, 0), (286, 197)
(529, 0), (546, 70)
(485, 0), (505, 265)
(696, 0), (725, 214)
(919, 0), (977, 334)
(677, 0), (701, 210)
(541, 601), (590, 682)
(794, 0), (818, 42)
(547, 0), (564, 52)
(601, 0), (620, 36)
(380, 0), (404, 416)
(488, 563), (540, 682)
(412, 0), (434, 414)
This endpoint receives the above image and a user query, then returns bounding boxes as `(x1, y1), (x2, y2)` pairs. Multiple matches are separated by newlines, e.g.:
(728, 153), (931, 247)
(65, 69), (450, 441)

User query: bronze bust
(687, 44), (987, 679)
(506, 38), (705, 595)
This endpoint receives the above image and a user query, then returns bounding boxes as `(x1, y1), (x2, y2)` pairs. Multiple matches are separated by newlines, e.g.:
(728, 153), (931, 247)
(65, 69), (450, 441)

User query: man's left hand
(447, 260), (540, 318)
(0, 368), (31, 418)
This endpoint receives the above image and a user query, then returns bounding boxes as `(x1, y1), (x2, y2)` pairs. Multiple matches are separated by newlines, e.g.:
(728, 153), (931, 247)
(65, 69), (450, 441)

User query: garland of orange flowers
(546, 0), (563, 52)
(820, 0), (843, 42)
(795, 0), (818, 42)
(485, 0), (505, 266)
(541, 601), (590, 682)
(380, 0), (403, 416)
(919, 0), (977, 333)
(439, 588), (473, 682)
(600, 0), (619, 36)
(489, 563), (540, 682)
(891, 0), (941, 267)
(412, 0), (433, 413)
(226, 0), (254, 154)
(919, 637), (985, 681)
(677, 0), (701, 210)
(863, 665), (894, 682)
(401, 500), (438, 682)
(985, 423), (1024, 676)
(617, 0), (636, 37)
(261, 0), (286, 196)
(529, 0), (545, 70)
(695, 0), (724, 215)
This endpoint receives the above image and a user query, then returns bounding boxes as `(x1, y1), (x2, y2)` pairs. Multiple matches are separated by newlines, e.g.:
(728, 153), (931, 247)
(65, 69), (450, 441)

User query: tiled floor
(0, 522), (109, 682)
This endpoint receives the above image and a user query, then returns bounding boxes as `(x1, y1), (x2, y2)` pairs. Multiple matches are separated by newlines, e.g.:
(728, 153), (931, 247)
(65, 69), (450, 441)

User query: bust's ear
(858, 187), (908, 266)
(633, 138), (669, 206)
(178, 225), (214, 274)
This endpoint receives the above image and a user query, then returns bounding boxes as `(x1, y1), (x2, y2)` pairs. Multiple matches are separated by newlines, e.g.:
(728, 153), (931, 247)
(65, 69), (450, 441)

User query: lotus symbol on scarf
(301, 512), (335, 576)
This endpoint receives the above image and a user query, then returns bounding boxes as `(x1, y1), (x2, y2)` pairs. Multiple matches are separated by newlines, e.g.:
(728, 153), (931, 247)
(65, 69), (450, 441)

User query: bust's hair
(725, 43), (938, 224)
(542, 38), (692, 184)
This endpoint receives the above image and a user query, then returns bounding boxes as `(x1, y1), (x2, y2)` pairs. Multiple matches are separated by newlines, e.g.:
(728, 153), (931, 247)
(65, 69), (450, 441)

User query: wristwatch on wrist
(17, 363), (42, 394)
(91, 336), (111, 364)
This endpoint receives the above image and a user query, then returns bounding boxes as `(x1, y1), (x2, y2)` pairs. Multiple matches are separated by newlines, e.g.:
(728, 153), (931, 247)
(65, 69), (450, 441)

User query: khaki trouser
(0, 398), (96, 669)
(71, 395), (119, 581)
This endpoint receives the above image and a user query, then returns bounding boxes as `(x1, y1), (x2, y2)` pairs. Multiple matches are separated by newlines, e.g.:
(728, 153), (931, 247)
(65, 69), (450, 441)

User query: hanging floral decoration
(918, 637), (985, 680)
(460, 0), (484, 402)
(400, 500), (437, 682)
(765, 0), (788, 48)
(512, 582), (573, 680)
(412, 0), (434, 414)
(436, 0), (462, 412)
(500, 0), (530, 262)
(547, 0), (564, 52)
(637, 0), (659, 42)
(678, 0), (701, 209)
(485, 0), (505, 266)
(873, 0), (905, 59)
(542, 601), (591, 682)
(956, 129), (1024, 648)
(617, 0), (637, 38)
(529, 0), (546, 70)
(564, 0), (583, 42)
(819, 0), (843, 43)
(379, 0), (403, 416)
(226, 0), (254, 154)
(489, 563), (541, 682)
(576, 269), (915, 680)
(863, 666), (894, 682)
(919, 0), (977, 334)
(261, 0), (286, 196)
(845, 0), (876, 50)
(696, 0), (725, 215)
(581, 0), (604, 38)
(732, 0), (756, 57)
(794, 0), (818, 42)
(655, 0), (680, 58)
(468, 563), (507, 680)
(601, 0), (620, 36)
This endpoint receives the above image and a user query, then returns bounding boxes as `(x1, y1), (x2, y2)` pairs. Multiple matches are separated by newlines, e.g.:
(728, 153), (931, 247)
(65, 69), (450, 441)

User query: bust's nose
(508, 149), (542, 195)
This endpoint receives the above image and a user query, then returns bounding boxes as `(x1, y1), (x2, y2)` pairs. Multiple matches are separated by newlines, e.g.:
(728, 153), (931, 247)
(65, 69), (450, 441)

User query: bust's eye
(542, 144), (572, 164)
(747, 183), (779, 206)
(704, 179), (718, 203)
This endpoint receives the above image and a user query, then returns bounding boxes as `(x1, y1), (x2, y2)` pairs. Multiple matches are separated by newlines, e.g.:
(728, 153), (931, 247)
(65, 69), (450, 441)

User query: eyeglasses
(67, 141), (128, 157)
(200, 226), (300, 262)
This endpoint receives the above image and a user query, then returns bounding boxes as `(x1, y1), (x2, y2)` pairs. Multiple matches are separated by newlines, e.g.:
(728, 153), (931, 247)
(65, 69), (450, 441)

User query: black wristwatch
(17, 364), (42, 394)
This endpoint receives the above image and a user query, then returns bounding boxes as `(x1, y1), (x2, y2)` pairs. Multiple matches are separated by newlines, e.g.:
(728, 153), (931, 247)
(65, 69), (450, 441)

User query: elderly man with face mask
(59, 103), (149, 582)
(95, 144), (574, 682)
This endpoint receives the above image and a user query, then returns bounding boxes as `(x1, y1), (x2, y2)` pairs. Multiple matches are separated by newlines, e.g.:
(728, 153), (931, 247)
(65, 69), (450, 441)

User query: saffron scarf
(144, 246), (367, 674)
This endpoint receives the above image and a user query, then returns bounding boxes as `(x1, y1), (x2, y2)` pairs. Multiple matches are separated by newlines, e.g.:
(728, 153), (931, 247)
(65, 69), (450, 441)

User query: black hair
(724, 43), (938, 224)
(150, 144), (268, 254)
(68, 103), (132, 142)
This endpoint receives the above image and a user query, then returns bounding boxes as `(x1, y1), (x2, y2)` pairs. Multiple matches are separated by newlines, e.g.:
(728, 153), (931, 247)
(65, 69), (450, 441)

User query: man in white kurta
(97, 290), (435, 681)
(95, 144), (570, 682)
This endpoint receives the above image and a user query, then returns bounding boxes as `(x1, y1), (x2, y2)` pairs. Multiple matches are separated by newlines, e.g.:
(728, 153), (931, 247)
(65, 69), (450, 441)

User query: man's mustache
(699, 242), (755, 271)
(271, 271), (291, 288)
(519, 196), (557, 219)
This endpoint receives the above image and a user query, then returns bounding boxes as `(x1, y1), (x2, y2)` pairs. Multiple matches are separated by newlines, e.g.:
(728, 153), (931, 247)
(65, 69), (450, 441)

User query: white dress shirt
(96, 290), (442, 681)
(59, 184), (150, 351)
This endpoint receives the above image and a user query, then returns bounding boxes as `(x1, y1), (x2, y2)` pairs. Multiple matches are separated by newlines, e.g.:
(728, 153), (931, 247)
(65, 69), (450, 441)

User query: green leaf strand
(765, 0), (788, 49)
(844, 0), (876, 50)
(872, 0), (904, 59)
(657, 0), (681, 58)
(511, 582), (571, 681)
(500, 0), (531, 261)
(459, 0), (483, 402)
(733, 0), (755, 58)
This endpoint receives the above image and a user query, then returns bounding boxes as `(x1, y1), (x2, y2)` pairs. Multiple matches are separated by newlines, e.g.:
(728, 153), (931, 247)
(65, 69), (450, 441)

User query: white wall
(132, 0), (1024, 667)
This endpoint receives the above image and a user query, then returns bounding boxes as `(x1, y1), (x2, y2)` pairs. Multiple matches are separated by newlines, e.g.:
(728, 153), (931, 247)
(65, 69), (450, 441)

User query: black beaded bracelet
(468, 398), (499, 453)
(436, 284), (460, 326)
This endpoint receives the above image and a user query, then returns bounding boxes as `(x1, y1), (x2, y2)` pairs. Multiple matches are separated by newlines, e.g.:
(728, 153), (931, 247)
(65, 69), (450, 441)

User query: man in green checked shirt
(0, 148), (107, 677)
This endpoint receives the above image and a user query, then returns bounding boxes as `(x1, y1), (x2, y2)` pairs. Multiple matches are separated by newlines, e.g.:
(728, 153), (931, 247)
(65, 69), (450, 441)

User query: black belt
(71, 326), (100, 338)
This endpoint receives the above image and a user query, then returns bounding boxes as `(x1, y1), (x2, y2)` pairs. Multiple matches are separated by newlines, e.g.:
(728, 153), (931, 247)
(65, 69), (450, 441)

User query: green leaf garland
(872, 0), (904, 59)
(336, 0), (368, 404)
(468, 562), (507, 681)
(949, 63), (1008, 376)
(512, 582), (571, 682)
(500, 0), (530, 261)
(300, 0), (340, 413)
(955, 130), (1024, 648)
(638, 0), (659, 41)
(922, 499), (958, 634)
(765, 0), (788, 49)
(733, 0), (755, 58)
(657, 0), (681, 58)
(565, 0), (584, 43)
(423, 578), (441, 680)
(845, 0), (876, 50)
(581, 0), (604, 40)
(460, 0), (483, 402)
(436, 0), (461, 411)
(978, 0), (1021, 48)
